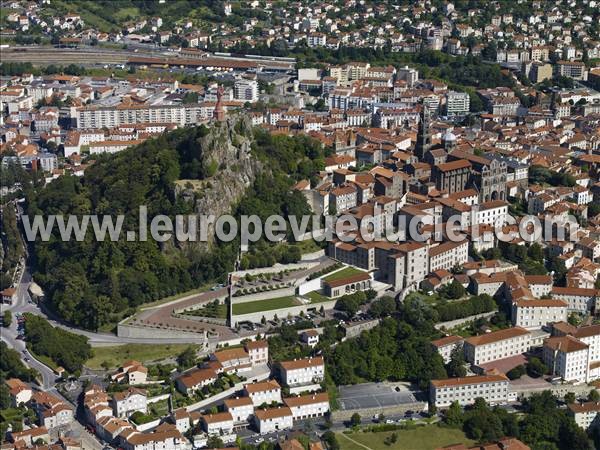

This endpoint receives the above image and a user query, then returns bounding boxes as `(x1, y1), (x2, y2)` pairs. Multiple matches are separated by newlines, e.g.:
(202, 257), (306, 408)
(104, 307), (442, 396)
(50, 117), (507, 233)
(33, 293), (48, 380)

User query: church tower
(213, 85), (226, 122)
(414, 104), (432, 160)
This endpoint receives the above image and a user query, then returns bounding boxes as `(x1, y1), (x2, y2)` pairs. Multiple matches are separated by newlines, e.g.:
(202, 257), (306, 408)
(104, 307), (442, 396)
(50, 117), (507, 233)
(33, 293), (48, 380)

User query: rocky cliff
(175, 114), (262, 249)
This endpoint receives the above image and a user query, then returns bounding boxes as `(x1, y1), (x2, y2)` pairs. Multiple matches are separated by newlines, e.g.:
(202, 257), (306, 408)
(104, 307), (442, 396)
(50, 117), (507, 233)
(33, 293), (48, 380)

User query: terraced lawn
(232, 296), (300, 315)
(323, 266), (366, 282)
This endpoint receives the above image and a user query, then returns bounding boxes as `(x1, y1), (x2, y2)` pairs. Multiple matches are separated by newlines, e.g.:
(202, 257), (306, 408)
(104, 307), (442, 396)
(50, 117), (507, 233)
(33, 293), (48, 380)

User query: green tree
(444, 401), (464, 427)
(446, 345), (467, 377)
(526, 357), (548, 378)
(350, 412), (361, 427)
(440, 279), (466, 299)
(176, 347), (197, 369)
(564, 392), (576, 404)
(589, 389), (600, 402)
(506, 364), (526, 380)
(2, 310), (12, 328)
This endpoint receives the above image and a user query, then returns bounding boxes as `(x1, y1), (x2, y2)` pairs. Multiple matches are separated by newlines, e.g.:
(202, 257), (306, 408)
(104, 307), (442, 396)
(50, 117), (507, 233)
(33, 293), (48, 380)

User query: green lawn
(85, 343), (194, 369)
(323, 266), (366, 283)
(337, 425), (475, 450)
(306, 290), (331, 304)
(293, 239), (323, 255)
(232, 296), (300, 315)
(140, 283), (214, 309)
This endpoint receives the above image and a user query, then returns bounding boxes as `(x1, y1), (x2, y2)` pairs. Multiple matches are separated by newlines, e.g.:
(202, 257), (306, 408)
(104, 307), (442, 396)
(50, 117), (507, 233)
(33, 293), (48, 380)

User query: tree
(206, 436), (224, 448)
(589, 389), (600, 402)
(446, 345), (467, 377)
(526, 357), (547, 378)
(2, 310), (12, 328)
(444, 401), (464, 427)
(176, 346), (197, 369)
(369, 296), (396, 318)
(506, 365), (526, 380)
(564, 392), (576, 404)
(322, 431), (339, 450)
(350, 412), (361, 427)
(440, 280), (466, 299)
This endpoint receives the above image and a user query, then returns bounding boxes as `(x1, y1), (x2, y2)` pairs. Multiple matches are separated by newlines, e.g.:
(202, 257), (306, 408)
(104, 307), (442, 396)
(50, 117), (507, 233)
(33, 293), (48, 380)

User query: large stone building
(433, 159), (471, 194)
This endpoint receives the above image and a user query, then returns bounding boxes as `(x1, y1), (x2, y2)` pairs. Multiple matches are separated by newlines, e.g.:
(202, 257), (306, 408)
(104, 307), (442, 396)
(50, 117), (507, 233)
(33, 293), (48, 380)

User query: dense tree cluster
(444, 392), (592, 449)
(529, 165), (577, 187)
(0, 206), (23, 290)
(327, 296), (446, 389)
(23, 314), (91, 373)
(484, 242), (547, 276)
(27, 125), (322, 329)
(435, 294), (497, 322)
(0, 341), (38, 382)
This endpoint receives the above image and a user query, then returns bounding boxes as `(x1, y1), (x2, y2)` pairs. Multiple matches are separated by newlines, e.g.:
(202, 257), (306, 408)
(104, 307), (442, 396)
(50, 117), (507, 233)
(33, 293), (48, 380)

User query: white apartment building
(112, 387), (147, 418)
(551, 287), (599, 312)
(475, 200), (508, 226)
(572, 325), (600, 364)
(30, 392), (74, 429)
(252, 407), (294, 434)
(120, 427), (187, 450)
(176, 368), (217, 396)
(75, 104), (202, 129)
(224, 397), (254, 424)
(278, 356), (325, 388)
(556, 60), (587, 80)
(464, 327), (531, 365)
(243, 380), (282, 406)
(429, 374), (511, 408)
(511, 299), (568, 329)
(543, 335), (589, 383)
(568, 402), (600, 430)
(301, 330), (320, 347)
(200, 412), (234, 435)
(431, 335), (464, 364)
(234, 78), (259, 102)
(283, 392), (330, 420)
(245, 340), (269, 366)
(329, 185), (357, 212)
(428, 239), (469, 273)
(445, 91), (470, 117)
(6, 379), (32, 406)
(307, 32), (327, 47)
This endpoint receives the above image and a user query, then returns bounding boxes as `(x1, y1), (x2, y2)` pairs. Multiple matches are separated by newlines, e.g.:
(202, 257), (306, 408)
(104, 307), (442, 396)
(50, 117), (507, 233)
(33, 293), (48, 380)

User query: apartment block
(278, 356), (325, 389)
(200, 412), (234, 436)
(431, 335), (464, 364)
(463, 327), (531, 365)
(224, 396), (255, 424)
(543, 335), (589, 383)
(568, 402), (600, 430)
(252, 407), (294, 434)
(511, 299), (568, 329)
(112, 387), (147, 418)
(430, 374), (511, 408)
(244, 380), (282, 406)
(283, 392), (330, 420)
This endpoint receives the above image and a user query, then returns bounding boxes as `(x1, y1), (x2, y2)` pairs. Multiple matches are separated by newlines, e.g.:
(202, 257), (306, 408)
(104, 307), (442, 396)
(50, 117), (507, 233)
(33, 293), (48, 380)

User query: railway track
(0, 47), (148, 66)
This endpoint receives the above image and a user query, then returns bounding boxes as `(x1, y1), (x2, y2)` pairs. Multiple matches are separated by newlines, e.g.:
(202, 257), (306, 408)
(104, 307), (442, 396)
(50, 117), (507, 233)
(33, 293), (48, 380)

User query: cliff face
(176, 114), (261, 249)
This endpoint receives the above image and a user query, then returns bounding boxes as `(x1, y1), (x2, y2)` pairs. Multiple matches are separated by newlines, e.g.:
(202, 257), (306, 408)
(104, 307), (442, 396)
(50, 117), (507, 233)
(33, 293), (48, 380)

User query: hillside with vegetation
(26, 117), (327, 330)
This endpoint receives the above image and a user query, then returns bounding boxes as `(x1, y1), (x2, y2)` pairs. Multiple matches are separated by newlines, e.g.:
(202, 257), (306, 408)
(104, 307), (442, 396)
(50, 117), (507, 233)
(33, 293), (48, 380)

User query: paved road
(1, 266), (58, 390)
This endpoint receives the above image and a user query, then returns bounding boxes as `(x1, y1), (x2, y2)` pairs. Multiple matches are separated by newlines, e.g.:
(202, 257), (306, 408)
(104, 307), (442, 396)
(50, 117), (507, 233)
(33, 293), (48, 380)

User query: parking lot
(338, 382), (420, 411)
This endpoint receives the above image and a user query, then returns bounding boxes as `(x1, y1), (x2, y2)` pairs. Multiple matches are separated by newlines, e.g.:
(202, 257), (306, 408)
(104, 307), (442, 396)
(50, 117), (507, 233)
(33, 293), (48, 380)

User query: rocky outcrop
(176, 114), (261, 249)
